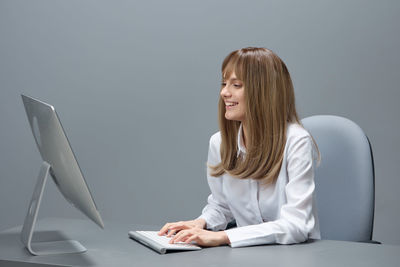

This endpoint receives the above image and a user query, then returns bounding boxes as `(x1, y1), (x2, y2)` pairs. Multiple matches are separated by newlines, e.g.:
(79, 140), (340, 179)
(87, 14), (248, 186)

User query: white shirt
(198, 123), (320, 248)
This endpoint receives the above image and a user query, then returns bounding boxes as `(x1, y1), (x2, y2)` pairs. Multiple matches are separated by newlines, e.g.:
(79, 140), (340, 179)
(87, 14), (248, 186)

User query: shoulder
(286, 123), (311, 141)
(208, 131), (221, 163)
(209, 131), (221, 147)
(286, 123), (313, 157)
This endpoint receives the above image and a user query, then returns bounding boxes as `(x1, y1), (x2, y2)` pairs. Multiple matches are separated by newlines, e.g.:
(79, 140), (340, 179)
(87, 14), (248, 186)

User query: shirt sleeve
(224, 136), (318, 247)
(197, 134), (234, 231)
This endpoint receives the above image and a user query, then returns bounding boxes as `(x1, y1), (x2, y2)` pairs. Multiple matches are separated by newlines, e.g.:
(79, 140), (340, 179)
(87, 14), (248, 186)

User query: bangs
(221, 51), (244, 81)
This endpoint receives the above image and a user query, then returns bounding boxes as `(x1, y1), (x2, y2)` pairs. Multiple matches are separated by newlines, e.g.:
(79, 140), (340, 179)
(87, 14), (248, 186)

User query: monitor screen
(21, 94), (104, 229)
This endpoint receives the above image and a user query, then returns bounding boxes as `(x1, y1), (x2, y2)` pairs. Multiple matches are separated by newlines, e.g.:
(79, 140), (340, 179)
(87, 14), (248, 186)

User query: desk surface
(0, 217), (399, 267)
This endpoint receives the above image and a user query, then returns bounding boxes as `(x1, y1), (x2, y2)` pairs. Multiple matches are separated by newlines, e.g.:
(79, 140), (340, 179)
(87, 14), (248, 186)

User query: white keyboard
(128, 230), (201, 254)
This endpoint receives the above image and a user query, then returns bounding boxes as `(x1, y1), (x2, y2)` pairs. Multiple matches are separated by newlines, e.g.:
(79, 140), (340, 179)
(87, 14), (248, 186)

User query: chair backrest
(302, 115), (375, 242)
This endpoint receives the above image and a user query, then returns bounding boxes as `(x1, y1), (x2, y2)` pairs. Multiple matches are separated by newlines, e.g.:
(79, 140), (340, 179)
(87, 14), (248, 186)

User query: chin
(224, 114), (240, 121)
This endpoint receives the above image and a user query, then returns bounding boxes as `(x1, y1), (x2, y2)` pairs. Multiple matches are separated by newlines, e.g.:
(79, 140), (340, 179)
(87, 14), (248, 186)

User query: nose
(220, 85), (231, 98)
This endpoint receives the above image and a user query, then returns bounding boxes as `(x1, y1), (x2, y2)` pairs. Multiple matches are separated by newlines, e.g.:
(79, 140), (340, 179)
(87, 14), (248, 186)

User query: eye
(221, 82), (227, 87)
(233, 84), (242, 88)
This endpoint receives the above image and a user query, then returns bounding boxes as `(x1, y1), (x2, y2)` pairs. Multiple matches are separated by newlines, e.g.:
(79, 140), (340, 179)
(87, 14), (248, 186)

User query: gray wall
(1, 0), (399, 244)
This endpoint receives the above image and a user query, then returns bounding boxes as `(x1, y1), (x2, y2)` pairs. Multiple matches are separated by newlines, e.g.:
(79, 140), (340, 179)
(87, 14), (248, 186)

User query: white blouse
(198, 123), (320, 248)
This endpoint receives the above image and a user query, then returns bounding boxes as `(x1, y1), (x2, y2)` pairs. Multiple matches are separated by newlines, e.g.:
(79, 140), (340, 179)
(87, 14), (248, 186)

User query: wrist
(195, 218), (207, 229)
(218, 231), (230, 246)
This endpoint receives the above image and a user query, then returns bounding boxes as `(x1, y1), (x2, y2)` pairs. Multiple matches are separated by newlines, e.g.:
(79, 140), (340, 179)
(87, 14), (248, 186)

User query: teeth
(226, 102), (238, 106)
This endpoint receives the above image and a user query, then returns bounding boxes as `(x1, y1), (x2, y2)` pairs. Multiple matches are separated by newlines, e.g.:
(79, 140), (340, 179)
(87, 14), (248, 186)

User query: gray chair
(302, 115), (376, 242)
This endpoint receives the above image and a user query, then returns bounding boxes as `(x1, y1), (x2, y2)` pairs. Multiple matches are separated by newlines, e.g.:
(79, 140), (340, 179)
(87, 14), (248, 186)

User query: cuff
(224, 224), (281, 248)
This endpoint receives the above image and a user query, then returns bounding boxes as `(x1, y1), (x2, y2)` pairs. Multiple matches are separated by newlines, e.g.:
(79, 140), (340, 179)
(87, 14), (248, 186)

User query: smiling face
(220, 72), (246, 122)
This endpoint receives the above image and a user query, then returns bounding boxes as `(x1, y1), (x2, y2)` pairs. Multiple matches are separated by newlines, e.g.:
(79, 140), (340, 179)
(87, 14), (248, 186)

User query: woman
(158, 47), (320, 248)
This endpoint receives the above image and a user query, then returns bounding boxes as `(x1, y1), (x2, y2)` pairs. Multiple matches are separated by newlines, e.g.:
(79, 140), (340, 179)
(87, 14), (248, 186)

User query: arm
(197, 133), (234, 231)
(224, 136), (319, 247)
(159, 133), (233, 239)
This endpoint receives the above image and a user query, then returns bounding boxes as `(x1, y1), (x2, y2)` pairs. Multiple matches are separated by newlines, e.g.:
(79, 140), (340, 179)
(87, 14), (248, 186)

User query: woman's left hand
(169, 228), (230, 247)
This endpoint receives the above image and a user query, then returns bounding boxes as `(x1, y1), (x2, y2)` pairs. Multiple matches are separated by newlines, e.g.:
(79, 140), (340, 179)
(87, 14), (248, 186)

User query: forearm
(198, 200), (233, 231)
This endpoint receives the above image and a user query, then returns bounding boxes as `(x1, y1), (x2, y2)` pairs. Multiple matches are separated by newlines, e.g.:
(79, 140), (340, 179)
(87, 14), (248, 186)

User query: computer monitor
(20, 94), (104, 256)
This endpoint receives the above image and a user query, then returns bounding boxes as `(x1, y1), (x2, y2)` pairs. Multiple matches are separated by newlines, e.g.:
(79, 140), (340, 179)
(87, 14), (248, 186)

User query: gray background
(0, 0), (399, 245)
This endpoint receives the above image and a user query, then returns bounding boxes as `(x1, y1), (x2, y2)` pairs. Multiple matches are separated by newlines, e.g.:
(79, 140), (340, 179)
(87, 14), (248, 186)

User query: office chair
(302, 115), (377, 242)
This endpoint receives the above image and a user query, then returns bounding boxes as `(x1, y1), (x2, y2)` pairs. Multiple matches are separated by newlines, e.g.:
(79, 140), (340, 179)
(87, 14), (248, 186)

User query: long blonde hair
(210, 47), (303, 184)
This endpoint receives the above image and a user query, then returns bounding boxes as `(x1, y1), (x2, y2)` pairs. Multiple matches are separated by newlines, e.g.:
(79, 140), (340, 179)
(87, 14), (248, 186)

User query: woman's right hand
(158, 218), (206, 237)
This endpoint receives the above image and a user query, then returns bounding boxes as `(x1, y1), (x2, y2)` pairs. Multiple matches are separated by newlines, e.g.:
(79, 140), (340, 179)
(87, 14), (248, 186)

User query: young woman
(158, 47), (320, 248)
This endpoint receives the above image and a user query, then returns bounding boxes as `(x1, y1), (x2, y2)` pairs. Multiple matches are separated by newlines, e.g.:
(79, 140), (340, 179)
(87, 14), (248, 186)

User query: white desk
(0, 217), (399, 267)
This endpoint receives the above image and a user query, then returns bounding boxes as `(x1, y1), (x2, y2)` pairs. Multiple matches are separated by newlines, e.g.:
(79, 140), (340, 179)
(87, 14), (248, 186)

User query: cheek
(238, 97), (246, 110)
(238, 91), (245, 104)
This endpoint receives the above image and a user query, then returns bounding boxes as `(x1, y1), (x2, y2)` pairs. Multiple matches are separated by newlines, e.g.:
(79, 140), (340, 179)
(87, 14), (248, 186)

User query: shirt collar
(237, 123), (247, 156)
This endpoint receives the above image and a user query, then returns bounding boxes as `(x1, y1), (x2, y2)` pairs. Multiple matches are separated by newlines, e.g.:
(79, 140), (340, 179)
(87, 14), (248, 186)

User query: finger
(170, 230), (185, 243)
(159, 222), (184, 236)
(169, 223), (189, 230)
(158, 223), (173, 235)
(165, 223), (187, 237)
(172, 230), (192, 244)
(169, 230), (182, 243)
(185, 234), (198, 244)
(158, 223), (170, 235)
(166, 229), (179, 237)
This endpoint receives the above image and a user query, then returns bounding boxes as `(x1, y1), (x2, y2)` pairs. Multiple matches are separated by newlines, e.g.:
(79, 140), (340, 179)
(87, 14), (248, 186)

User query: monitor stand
(20, 161), (87, 256)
